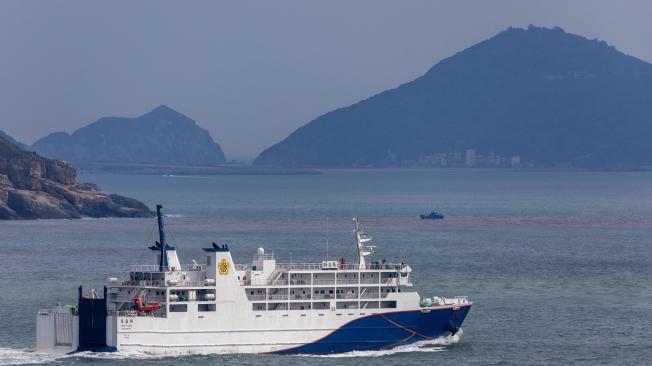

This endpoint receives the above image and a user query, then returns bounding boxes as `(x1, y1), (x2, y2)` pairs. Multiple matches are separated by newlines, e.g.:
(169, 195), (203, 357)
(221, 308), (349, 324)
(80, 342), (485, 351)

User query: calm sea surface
(1, 170), (651, 365)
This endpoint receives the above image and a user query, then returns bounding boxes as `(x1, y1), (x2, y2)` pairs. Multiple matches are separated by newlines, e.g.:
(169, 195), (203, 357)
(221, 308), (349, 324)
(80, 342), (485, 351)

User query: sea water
(1, 169), (651, 365)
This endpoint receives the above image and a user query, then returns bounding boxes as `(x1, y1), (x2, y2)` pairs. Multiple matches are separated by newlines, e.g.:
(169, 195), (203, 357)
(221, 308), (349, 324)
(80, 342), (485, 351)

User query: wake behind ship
(36, 206), (472, 355)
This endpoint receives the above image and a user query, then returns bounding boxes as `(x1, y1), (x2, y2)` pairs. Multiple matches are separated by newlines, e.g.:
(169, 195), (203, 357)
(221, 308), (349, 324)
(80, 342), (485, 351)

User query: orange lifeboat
(133, 296), (161, 312)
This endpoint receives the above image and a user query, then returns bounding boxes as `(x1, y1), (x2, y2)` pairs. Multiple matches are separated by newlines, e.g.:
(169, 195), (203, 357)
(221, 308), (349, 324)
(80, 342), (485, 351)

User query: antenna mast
(353, 217), (375, 270)
(156, 205), (167, 272)
(326, 218), (329, 259)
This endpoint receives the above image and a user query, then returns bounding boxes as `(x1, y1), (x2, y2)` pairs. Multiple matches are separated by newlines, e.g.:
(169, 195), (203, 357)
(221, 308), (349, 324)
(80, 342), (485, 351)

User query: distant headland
(6, 26), (652, 172)
(254, 26), (652, 170)
(32, 105), (226, 166)
(10, 106), (319, 175)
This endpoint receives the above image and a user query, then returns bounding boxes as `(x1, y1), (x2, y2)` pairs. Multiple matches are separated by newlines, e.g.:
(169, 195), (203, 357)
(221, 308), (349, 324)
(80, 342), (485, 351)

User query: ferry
(36, 205), (472, 355)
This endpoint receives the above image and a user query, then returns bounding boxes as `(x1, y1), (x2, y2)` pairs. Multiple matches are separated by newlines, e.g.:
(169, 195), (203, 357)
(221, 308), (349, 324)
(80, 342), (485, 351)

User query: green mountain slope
(254, 26), (652, 169)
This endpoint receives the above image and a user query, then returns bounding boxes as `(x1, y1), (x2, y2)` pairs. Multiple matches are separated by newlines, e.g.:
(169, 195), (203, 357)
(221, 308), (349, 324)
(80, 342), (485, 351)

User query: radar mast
(353, 217), (375, 269)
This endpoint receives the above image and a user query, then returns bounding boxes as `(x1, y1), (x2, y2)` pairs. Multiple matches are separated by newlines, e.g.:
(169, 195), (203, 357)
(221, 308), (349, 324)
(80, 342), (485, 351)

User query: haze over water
(1, 170), (651, 365)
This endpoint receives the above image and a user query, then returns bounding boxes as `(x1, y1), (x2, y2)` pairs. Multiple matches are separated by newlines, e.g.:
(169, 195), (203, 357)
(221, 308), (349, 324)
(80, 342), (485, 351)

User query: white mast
(353, 217), (375, 270)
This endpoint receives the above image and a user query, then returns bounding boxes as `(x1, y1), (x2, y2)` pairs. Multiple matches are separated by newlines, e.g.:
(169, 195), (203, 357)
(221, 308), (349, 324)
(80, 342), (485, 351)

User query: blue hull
(420, 215), (444, 220)
(271, 305), (471, 355)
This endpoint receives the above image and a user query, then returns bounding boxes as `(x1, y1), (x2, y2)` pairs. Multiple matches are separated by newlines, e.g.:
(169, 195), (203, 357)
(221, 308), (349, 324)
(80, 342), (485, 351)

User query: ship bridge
(233, 219), (414, 312)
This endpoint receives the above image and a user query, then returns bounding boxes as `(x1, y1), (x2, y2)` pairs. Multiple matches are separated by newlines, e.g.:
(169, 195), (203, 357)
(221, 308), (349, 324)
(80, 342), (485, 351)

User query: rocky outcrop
(0, 136), (154, 220)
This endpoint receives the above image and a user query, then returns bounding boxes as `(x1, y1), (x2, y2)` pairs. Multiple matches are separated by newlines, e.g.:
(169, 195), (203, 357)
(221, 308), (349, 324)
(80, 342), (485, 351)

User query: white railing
(336, 279), (359, 284)
(276, 262), (406, 271)
(368, 263), (406, 270)
(253, 253), (275, 260)
(277, 263), (323, 270)
(110, 310), (166, 318)
(247, 295), (267, 301)
(38, 308), (66, 316)
(290, 279), (311, 285)
(268, 295), (288, 301)
(129, 264), (203, 272)
(454, 296), (471, 304)
(170, 281), (205, 287)
(290, 295), (312, 300)
(361, 278), (380, 284)
(269, 279), (288, 286)
(119, 280), (166, 287)
(116, 279), (207, 288)
(313, 279), (336, 286)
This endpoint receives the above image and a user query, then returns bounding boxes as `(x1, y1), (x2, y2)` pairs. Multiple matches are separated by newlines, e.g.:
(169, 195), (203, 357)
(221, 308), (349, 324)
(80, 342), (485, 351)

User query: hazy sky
(1, 0), (651, 159)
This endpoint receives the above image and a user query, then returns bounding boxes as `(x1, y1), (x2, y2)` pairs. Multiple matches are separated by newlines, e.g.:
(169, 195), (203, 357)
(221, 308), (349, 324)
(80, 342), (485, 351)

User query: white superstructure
(37, 207), (472, 355)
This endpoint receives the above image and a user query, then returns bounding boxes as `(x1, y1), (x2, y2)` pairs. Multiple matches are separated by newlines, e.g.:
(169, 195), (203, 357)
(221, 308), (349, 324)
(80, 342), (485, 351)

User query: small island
(0, 136), (153, 220)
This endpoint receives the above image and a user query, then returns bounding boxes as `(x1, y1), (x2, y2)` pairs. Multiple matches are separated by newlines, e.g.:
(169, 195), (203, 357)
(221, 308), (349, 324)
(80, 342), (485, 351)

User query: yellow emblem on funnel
(218, 258), (230, 276)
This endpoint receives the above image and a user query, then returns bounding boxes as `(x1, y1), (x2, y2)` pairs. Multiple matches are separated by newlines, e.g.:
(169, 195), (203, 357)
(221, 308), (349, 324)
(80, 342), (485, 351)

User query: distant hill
(0, 130), (29, 151)
(33, 105), (226, 166)
(0, 135), (153, 219)
(254, 26), (652, 169)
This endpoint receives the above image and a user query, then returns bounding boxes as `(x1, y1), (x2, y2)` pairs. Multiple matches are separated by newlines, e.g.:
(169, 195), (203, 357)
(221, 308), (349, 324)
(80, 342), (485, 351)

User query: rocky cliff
(0, 130), (29, 151)
(0, 136), (154, 219)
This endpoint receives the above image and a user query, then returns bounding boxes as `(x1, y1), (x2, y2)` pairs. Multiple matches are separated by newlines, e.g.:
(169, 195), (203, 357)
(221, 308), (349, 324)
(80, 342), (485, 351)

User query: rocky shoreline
(0, 136), (154, 220)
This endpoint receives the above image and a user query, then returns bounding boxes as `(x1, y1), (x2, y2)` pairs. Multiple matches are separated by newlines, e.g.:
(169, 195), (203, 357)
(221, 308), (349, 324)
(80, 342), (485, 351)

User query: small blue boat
(420, 211), (444, 220)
